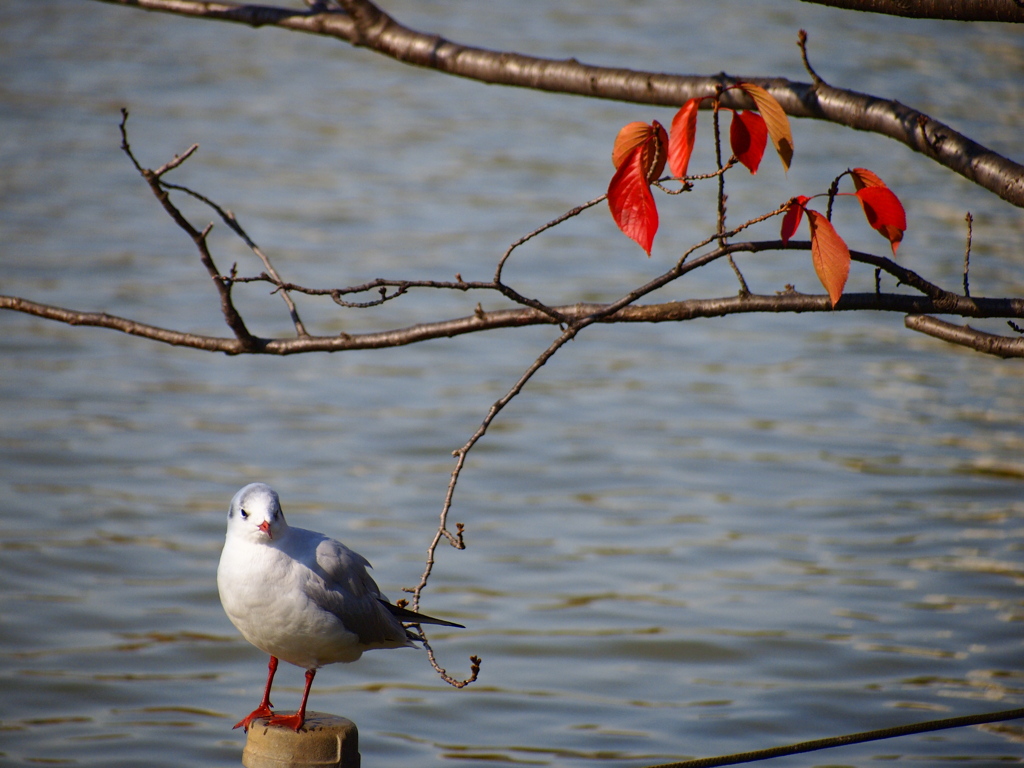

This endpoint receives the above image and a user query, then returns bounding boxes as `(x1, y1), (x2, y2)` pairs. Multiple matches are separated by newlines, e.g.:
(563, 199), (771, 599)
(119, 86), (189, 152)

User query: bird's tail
(380, 599), (465, 628)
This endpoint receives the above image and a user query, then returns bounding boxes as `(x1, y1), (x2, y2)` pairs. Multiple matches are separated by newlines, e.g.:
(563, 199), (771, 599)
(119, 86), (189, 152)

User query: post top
(242, 712), (360, 768)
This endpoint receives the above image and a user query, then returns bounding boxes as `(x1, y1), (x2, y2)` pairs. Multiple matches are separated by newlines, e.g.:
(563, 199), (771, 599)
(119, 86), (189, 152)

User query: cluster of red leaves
(781, 169), (906, 305)
(609, 83), (793, 255)
(607, 85), (907, 307)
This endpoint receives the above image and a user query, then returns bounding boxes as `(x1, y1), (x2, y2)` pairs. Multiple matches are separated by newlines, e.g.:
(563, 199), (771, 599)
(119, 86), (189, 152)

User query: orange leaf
(738, 83), (793, 172)
(608, 142), (659, 256)
(806, 210), (850, 307)
(849, 167), (887, 190)
(729, 110), (768, 174)
(611, 121), (667, 181)
(668, 98), (700, 178)
(612, 122), (651, 169)
(781, 196), (810, 245)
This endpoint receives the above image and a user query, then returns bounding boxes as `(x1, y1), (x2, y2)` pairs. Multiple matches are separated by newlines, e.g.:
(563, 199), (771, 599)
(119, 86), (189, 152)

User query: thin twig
(653, 159), (737, 196)
(963, 211), (973, 297)
(796, 29), (827, 88)
(118, 110), (261, 350)
(826, 171), (844, 220)
(647, 707), (1024, 768)
(418, 630), (481, 689)
(713, 94), (727, 245)
(329, 284), (408, 309)
(710, 92), (749, 295)
(677, 204), (789, 268)
(158, 181), (310, 338)
(120, 111), (307, 336)
(495, 194), (606, 281)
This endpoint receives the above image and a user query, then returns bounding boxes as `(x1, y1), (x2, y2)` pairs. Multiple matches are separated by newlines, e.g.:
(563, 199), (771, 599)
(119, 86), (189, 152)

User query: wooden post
(242, 712), (359, 768)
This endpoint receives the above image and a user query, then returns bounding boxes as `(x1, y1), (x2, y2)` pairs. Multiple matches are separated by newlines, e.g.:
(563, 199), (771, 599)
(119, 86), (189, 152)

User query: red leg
(266, 668), (316, 732)
(233, 656), (279, 731)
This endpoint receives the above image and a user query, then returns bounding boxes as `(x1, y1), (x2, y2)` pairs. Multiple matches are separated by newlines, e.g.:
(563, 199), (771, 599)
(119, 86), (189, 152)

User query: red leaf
(668, 98), (700, 178)
(729, 110), (768, 174)
(855, 186), (906, 254)
(806, 210), (850, 307)
(612, 121), (668, 181)
(781, 196), (810, 245)
(608, 142), (659, 255)
(737, 83), (794, 172)
(852, 176), (907, 256)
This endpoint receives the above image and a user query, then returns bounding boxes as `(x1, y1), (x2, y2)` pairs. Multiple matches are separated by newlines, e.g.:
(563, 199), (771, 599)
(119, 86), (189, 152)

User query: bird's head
(226, 483), (288, 543)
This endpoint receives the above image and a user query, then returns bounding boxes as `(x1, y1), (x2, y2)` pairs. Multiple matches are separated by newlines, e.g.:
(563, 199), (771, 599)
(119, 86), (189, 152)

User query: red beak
(258, 520), (273, 539)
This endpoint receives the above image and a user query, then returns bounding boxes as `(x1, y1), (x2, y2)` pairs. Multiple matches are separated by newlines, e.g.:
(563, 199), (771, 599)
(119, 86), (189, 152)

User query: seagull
(217, 482), (464, 732)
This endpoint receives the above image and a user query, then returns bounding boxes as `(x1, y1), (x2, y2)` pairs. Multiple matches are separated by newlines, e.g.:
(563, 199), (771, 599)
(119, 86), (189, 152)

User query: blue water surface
(1, 2), (1022, 766)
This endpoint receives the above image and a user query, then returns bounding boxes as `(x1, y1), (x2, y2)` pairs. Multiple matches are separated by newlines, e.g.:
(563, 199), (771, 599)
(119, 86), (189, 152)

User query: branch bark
(904, 314), (1024, 357)
(6, 290), (1023, 356)
(800, 0), (1024, 22)
(117, 111), (263, 350)
(89, 0), (1024, 208)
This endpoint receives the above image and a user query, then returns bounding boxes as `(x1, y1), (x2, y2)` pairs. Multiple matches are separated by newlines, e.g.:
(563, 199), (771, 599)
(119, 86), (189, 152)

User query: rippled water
(1, 2), (1022, 766)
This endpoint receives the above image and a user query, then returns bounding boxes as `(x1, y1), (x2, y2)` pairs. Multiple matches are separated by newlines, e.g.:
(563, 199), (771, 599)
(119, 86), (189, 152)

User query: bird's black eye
(239, 508), (249, 519)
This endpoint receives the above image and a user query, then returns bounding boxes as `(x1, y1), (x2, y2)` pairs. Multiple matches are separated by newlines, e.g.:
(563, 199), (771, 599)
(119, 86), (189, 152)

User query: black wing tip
(381, 598), (466, 628)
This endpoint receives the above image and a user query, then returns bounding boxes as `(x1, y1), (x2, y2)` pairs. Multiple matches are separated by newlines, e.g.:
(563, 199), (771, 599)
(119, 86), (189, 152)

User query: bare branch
(121, 110), (308, 337)
(0, 295), (254, 353)
(905, 315), (1024, 358)
(8, 289), (1021, 354)
(153, 143), (199, 177)
(799, 0), (1024, 23)
(410, 321), (586, 611)
(6, 219), (1024, 359)
(418, 630), (481, 689)
(400, 236), (1024, 608)
(963, 212), (974, 298)
(495, 194), (606, 283)
(796, 30), (825, 88)
(161, 181), (310, 337)
(90, 0), (1024, 208)
(119, 109), (262, 349)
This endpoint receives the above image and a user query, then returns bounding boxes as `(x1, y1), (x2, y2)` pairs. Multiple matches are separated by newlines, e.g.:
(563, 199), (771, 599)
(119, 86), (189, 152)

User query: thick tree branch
(90, 0), (1024, 208)
(905, 315), (1024, 358)
(800, 0), (1024, 22)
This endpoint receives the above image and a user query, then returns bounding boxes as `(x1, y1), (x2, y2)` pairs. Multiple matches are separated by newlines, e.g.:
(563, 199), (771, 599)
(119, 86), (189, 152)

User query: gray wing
(307, 534), (413, 647)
